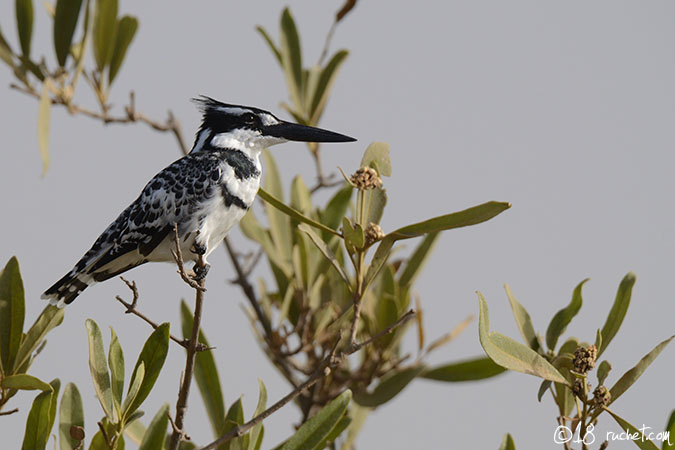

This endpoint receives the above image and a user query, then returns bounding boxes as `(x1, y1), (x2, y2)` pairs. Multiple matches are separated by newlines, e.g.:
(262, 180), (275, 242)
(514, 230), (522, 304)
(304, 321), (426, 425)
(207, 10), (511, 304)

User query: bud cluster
(350, 167), (382, 190)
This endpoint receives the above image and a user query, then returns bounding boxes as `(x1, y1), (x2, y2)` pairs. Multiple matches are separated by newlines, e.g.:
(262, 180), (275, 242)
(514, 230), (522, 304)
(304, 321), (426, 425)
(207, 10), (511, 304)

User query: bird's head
(191, 96), (356, 154)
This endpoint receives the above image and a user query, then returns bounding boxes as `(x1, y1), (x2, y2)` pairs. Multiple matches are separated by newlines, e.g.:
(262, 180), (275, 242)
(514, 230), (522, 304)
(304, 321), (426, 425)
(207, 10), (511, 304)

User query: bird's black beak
(264, 121), (356, 143)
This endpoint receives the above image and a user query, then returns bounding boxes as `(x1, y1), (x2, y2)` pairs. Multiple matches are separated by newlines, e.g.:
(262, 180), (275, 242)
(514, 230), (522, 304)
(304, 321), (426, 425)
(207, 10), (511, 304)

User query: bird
(42, 96), (356, 307)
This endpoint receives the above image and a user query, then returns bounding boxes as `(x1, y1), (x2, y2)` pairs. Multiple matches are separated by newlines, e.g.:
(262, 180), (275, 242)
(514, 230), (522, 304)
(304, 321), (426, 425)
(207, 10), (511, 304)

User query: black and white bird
(42, 97), (355, 307)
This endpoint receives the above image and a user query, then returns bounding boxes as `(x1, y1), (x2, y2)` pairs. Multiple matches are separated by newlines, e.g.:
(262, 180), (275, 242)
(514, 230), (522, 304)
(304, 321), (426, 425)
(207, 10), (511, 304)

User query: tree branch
(199, 309), (416, 450)
(10, 83), (189, 155)
(114, 277), (209, 352)
(168, 227), (208, 450)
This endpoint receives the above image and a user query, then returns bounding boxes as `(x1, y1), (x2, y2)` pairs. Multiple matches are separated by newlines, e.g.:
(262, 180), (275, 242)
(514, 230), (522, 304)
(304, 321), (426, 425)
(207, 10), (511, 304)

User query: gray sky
(1, 1), (674, 449)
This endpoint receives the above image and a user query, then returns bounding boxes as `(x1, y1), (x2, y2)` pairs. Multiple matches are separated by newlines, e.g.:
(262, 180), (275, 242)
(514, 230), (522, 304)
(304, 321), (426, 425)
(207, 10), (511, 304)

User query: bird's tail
(41, 270), (94, 308)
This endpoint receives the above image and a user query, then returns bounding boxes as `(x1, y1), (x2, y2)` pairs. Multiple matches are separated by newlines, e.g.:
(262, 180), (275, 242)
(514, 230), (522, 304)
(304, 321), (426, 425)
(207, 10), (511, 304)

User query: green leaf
(223, 398), (246, 450)
(421, 357), (506, 382)
(249, 380), (267, 450)
(477, 292), (567, 384)
(1, 373), (52, 391)
(598, 272), (636, 357)
(298, 224), (352, 291)
(290, 175), (312, 216)
(15, 0), (34, 57)
(609, 335), (674, 406)
(366, 187), (387, 226)
(279, 7), (303, 109)
(180, 300), (226, 439)
(342, 218), (364, 249)
(498, 433), (516, 450)
(53, 0), (83, 66)
(360, 142), (392, 177)
(263, 150), (293, 257)
(255, 25), (281, 65)
(121, 361), (144, 419)
(342, 403), (369, 450)
(309, 50), (349, 124)
(390, 201), (511, 240)
(21, 379), (59, 450)
(92, 0), (118, 70)
(354, 366), (424, 407)
(37, 78), (52, 176)
(108, 327), (124, 415)
(597, 360), (611, 386)
(259, 187), (339, 237)
(126, 322), (170, 416)
(537, 380), (551, 402)
(0, 26), (16, 68)
(363, 236), (395, 290)
(138, 404), (170, 450)
(664, 410), (675, 450)
(545, 278), (588, 351)
(313, 416), (351, 450)
(606, 409), (661, 450)
(0, 256), (25, 373)
(59, 383), (85, 450)
(85, 319), (114, 421)
(398, 232), (439, 289)
(239, 210), (291, 275)
(320, 184), (352, 232)
(280, 390), (352, 450)
(108, 15), (138, 85)
(13, 305), (65, 372)
(504, 284), (540, 351)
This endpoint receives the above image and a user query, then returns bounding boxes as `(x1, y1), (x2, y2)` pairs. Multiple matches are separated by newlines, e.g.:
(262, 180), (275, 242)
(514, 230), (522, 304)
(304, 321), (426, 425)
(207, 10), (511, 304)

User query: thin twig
(168, 230), (207, 450)
(170, 225), (206, 292)
(114, 277), (210, 351)
(0, 408), (19, 416)
(199, 310), (416, 450)
(10, 83), (189, 154)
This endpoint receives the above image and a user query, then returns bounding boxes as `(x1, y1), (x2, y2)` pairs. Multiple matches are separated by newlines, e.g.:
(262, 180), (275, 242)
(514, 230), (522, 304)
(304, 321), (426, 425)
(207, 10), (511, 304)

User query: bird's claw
(191, 242), (207, 256)
(192, 263), (210, 281)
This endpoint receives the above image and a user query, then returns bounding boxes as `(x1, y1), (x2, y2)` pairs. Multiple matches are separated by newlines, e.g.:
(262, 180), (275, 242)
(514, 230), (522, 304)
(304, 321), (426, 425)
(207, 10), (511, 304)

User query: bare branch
(10, 84), (189, 155)
(114, 277), (210, 351)
(0, 408), (19, 416)
(168, 229), (208, 450)
(170, 225), (206, 291)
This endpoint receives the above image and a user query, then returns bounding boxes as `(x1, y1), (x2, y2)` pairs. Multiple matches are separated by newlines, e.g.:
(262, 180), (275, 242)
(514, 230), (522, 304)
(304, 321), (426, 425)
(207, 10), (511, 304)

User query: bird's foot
(191, 241), (207, 256)
(192, 262), (210, 281)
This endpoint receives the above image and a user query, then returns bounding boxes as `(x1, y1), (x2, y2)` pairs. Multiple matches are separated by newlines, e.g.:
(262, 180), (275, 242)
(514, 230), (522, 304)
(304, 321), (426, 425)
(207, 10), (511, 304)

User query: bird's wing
(78, 154), (220, 277)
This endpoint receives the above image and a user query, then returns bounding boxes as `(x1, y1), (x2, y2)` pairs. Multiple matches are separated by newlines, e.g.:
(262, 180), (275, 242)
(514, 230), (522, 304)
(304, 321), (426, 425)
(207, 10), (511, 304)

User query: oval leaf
(15, 0), (34, 57)
(310, 49), (348, 124)
(138, 404), (169, 450)
(258, 187), (339, 237)
(598, 272), (636, 357)
(280, 390), (352, 450)
(421, 357), (506, 382)
(354, 366), (424, 408)
(92, 0), (118, 70)
(38, 78), (52, 176)
(108, 327), (124, 412)
(125, 322), (170, 417)
(498, 433), (516, 450)
(21, 386), (54, 450)
(1, 373), (52, 391)
(0, 256), (25, 372)
(13, 304), (64, 372)
(545, 278), (588, 351)
(108, 15), (137, 85)
(54, 0), (84, 66)
(477, 292), (567, 384)
(85, 319), (114, 421)
(360, 142), (391, 177)
(279, 7), (302, 108)
(390, 201), (511, 240)
(504, 283), (540, 351)
(59, 383), (85, 450)
(609, 335), (674, 406)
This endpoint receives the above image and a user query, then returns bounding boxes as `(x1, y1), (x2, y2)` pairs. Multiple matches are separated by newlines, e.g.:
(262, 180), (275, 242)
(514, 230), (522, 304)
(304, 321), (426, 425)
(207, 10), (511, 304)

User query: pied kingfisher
(42, 96), (355, 307)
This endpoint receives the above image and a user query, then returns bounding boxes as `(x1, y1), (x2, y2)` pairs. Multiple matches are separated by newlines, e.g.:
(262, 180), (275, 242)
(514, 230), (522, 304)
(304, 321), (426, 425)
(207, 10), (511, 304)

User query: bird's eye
(242, 113), (257, 125)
